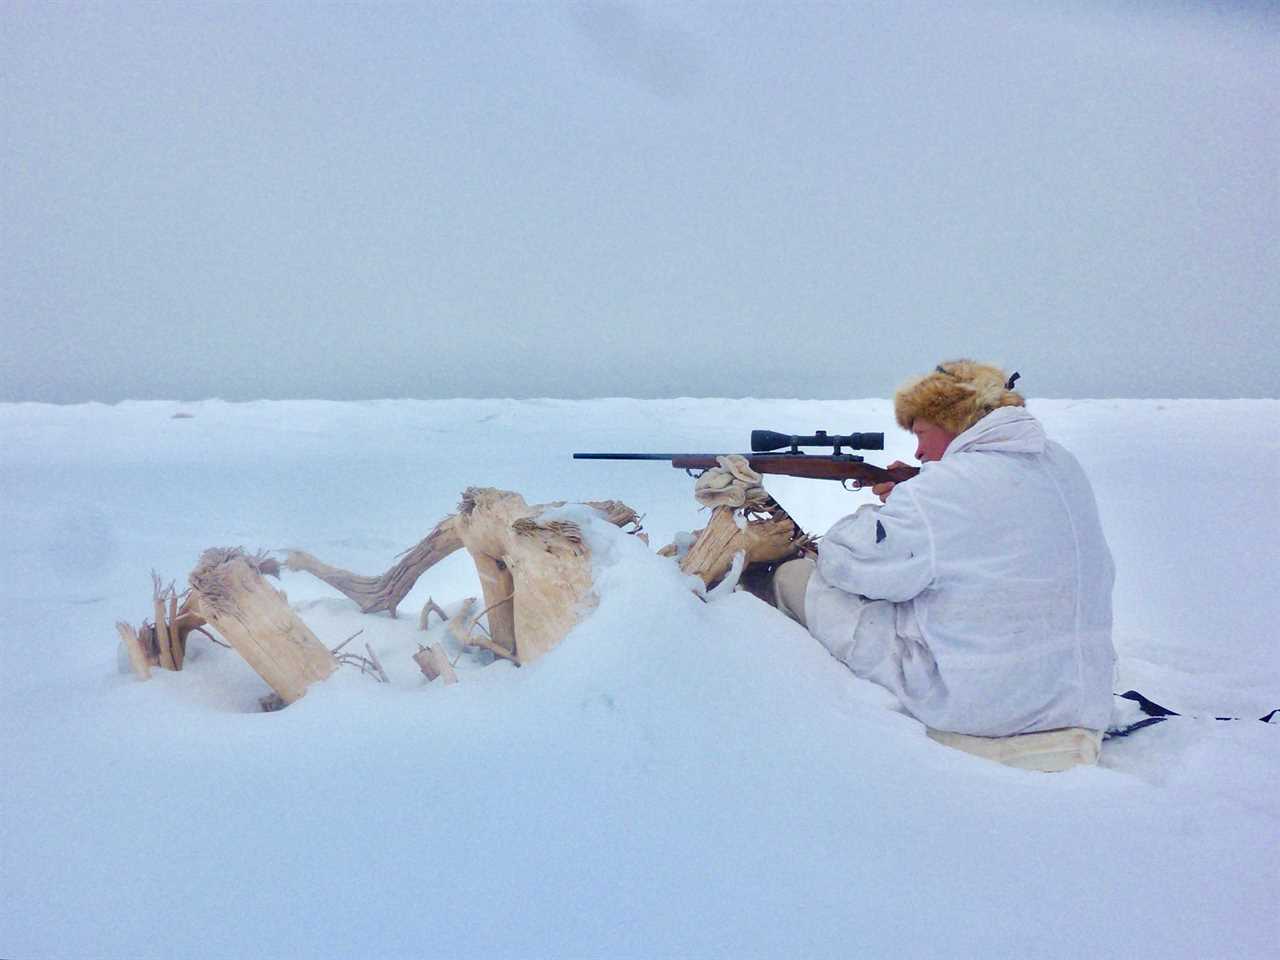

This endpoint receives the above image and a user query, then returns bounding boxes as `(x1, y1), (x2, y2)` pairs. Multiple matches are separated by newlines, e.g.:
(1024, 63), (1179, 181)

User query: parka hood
(944, 405), (1046, 458)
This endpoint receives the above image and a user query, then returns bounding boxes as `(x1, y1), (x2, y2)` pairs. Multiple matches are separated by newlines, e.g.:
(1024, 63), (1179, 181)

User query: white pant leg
(772, 558), (815, 627)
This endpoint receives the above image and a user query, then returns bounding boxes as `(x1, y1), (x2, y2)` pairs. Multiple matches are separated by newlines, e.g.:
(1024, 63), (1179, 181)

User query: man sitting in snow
(771, 361), (1116, 766)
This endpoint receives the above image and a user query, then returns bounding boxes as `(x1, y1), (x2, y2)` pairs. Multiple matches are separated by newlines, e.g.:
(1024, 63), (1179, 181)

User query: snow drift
(1, 397), (1275, 958)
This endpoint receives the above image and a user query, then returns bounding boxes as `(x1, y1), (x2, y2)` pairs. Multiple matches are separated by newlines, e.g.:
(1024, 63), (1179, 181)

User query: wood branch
(283, 516), (464, 618)
(418, 597), (449, 630)
(679, 498), (809, 589)
(189, 548), (337, 704)
(469, 592), (515, 644)
(152, 573), (177, 671)
(470, 554), (517, 656)
(445, 597), (480, 647)
(171, 593), (212, 656)
(187, 626), (226, 648)
(330, 628), (364, 655)
(167, 589), (184, 669)
(116, 621), (152, 680)
(414, 644), (459, 685)
(364, 643), (389, 684)
(463, 632), (521, 665)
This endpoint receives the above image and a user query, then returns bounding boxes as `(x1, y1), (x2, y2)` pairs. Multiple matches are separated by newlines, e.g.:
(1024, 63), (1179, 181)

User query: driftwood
(451, 489), (643, 663)
(116, 490), (643, 702)
(413, 644), (458, 685)
(288, 490), (642, 665)
(674, 496), (810, 589)
(187, 548), (337, 704)
(283, 519), (464, 619)
(117, 576), (219, 681)
(655, 456), (810, 593)
(152, 574), (182, 670)
(452, 489), (582, 663)
(115, 621), (152, 680)
(419, 597), (449, 630)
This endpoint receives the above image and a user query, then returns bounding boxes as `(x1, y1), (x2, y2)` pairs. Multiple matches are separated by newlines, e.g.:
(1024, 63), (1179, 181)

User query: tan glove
(694, 455), (768, 509)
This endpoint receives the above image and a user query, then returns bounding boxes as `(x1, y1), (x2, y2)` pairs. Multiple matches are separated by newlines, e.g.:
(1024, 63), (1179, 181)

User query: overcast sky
(3, 1), (1276, 402)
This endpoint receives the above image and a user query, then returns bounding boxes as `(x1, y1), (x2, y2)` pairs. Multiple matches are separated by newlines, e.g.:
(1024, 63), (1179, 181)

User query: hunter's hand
(872, 461), (908, 502)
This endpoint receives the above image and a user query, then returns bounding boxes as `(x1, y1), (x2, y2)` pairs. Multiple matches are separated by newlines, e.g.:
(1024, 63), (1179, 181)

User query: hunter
(771, 361), (1117, 760)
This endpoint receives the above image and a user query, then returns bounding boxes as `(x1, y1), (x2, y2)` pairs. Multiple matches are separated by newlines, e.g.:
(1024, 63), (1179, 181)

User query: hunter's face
(912, 418), (956, 463)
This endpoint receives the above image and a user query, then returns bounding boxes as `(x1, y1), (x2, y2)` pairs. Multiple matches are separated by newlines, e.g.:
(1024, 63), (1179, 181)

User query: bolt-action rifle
(574, 430), (920, 490)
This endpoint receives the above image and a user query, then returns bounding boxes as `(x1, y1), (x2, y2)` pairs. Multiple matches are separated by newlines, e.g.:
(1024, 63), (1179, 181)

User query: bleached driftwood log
(452, 488), (583, 664)
(287, 490), (641, 665)
(656, 455), (810, 591)
(677, 498), (809, 589)
(449, 489), (646, 663)
(283, 519), (464, 618)
(187, 548), (337, 704)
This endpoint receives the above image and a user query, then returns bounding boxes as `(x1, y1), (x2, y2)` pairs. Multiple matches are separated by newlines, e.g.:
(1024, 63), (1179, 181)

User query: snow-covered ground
(1, 397), (1276, 958)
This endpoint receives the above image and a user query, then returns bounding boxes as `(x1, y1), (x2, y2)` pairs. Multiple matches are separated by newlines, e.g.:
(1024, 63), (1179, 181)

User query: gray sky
(3, 0), (1277, 402)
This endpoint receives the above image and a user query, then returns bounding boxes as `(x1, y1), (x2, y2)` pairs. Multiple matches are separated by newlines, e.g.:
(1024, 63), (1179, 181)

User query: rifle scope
(751, 430), (884, 454)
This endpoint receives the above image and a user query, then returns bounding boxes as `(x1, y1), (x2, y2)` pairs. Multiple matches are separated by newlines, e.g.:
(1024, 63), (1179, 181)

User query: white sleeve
(814, 491), (934, 603)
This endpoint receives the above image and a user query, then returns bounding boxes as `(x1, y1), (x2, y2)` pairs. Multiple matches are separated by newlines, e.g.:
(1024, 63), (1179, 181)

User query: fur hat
(894, 360), (1025, 435)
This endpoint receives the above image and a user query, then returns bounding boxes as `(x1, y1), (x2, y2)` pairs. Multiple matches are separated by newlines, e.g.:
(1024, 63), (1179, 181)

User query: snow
(1, 397), (1277, 959)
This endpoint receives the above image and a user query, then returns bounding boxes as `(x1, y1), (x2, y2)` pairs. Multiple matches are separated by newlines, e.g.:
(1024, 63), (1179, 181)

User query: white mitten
(693, 455), (768, 509)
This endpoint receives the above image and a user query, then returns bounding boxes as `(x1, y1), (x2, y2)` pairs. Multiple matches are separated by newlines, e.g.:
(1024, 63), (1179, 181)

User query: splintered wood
(116, 489), (654, 707)
(287, 490), (643, 666)
(677, 498), (810, 589)
(117, 574), (217, 681)
(455, 488), (594, 664)
(115, 621), (152, 680)
(414, 644), (458, 685)
(187, 548), (337, 704)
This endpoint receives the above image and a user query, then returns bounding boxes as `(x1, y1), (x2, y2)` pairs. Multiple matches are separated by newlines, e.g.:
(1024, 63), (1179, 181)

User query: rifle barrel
(572, 453), (687, 460)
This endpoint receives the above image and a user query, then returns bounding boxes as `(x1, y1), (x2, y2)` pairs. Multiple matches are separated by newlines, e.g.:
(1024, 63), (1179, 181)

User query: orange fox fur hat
(894, 360), (1025, 435)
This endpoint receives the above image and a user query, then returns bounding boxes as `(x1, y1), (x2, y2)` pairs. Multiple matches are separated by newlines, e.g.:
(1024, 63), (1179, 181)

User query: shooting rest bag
(927, 727), (1102, 772)
(694, 454), (769, 509)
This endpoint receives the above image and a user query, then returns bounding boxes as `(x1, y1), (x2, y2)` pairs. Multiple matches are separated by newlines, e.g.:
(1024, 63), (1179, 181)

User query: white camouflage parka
(805, 406), (1117, 736)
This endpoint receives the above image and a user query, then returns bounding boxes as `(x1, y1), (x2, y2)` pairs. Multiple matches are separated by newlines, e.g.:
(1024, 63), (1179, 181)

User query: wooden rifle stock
(671, 455), (918, 486)
(572, 453), (920, 487)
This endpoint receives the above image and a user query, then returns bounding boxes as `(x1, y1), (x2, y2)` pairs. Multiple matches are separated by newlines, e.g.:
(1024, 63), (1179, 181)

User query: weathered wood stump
(453, 488), (589, 663)
(187, 548), (337, 704)
(677, 498), (809, 588)
(285, 490), (643, 666)
(655, 455), (811, 592)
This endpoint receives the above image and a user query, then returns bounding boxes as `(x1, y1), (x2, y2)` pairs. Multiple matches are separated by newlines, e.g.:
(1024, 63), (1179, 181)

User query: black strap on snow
(1105, 690), (1279, 740)
(1119, 690), (1179, 716)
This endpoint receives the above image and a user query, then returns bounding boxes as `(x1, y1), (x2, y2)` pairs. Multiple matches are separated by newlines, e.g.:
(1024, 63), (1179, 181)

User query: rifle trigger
(685, 468), (706, 479)
(842, 479), (863, 493)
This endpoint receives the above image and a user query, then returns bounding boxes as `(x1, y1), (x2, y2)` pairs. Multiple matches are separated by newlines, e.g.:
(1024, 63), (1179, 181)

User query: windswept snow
(1, 397), (1276, 958)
